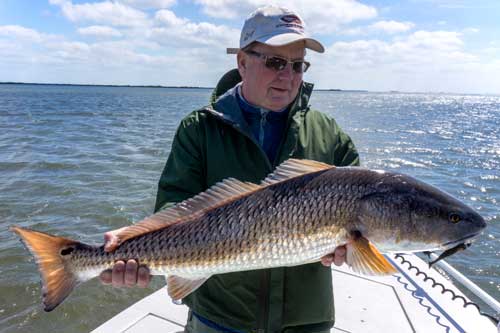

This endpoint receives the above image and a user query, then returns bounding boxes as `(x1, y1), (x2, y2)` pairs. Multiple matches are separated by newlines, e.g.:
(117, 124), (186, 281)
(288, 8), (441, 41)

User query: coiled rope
(394, 254), (499, 325)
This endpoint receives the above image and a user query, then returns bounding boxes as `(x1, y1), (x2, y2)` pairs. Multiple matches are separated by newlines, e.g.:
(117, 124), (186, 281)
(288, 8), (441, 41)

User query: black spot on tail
(60, 247), (74, 256)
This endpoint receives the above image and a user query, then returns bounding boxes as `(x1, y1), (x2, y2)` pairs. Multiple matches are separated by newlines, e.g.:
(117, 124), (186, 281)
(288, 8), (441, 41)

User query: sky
(0, 0), (499, 94)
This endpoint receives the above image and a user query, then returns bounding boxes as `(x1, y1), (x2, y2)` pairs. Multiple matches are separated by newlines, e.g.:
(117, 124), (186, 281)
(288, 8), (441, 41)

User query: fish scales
(60, 170), (378, 275)
(10, 159), (486, 311)
(71, 168), (364, 279)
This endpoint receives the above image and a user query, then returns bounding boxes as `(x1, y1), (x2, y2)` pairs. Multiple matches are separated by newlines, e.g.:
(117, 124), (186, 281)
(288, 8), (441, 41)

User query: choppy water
(0, 84), (498, 332)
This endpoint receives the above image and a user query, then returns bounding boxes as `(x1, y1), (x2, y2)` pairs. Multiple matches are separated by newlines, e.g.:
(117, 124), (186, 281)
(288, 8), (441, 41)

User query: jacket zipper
(259, 109), (269, 147)
(204, 107), (303, 332)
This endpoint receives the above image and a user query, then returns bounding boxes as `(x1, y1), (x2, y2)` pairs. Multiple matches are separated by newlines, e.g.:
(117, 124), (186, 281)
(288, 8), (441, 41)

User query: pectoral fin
(346, 236), (397, 275)
(166, 275), (209, 301)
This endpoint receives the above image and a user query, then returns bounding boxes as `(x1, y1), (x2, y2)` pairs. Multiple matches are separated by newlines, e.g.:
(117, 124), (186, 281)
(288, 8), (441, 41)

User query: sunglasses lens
(292, 62), (305, 73)
(261, 54), (310, 73)
(266, 57), (288, 71)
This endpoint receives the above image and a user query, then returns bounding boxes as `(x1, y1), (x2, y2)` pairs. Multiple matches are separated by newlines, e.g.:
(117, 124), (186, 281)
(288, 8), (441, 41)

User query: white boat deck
(92, 254), (498, 333)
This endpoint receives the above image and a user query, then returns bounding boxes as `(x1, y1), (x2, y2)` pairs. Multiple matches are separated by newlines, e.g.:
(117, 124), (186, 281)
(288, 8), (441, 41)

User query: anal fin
(166, 275), (209, 301)
(346, 236), (397, 276)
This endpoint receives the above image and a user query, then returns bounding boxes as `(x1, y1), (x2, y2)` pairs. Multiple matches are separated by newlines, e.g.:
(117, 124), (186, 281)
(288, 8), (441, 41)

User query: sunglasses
(245, 50), (310, 73)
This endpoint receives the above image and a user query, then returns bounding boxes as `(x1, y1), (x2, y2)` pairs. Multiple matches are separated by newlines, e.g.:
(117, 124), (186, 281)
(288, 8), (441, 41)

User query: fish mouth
(440, 231), (481, 249)
(425, 231), (482, 268)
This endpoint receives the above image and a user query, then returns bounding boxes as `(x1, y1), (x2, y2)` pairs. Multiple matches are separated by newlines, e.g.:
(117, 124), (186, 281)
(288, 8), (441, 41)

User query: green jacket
(154, 69), (360, 333)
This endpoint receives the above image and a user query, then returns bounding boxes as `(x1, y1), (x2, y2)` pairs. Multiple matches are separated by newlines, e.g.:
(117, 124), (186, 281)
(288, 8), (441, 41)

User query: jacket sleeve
(154, 114), (205, 213)
(333, 127), (360, 167)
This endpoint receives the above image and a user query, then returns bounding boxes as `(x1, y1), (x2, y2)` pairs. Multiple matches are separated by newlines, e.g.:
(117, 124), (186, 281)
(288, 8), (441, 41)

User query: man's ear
(237, 51), (247, 79)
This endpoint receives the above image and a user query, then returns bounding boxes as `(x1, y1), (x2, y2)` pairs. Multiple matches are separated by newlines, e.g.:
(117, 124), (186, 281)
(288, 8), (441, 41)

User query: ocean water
(0, 84), (498, 332)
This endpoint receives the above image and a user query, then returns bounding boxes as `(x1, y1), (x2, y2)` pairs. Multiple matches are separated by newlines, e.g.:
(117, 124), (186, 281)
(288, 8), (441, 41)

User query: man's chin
(266, 96), (291, 111)
(266, 102), (289, 111)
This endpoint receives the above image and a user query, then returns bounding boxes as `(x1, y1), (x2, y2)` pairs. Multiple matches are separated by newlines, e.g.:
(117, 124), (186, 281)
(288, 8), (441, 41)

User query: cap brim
(226, 48), (240, 54)
(257, 32), (325, 53)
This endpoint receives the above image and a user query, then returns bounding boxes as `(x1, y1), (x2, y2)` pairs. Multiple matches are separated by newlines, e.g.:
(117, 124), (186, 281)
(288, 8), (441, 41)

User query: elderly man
(101, 5), (359, 333)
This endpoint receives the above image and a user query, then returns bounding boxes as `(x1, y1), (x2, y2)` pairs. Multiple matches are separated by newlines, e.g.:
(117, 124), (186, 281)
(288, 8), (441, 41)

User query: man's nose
(277, 63), (294, 79)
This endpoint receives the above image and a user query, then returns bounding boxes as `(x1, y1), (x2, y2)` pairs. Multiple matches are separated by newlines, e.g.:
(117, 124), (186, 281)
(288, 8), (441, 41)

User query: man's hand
(99, 228), (152, 288)
(320, 245), (347, 267)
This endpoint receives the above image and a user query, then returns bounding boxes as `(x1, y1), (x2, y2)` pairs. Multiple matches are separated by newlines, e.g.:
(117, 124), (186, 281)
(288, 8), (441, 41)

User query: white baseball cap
(227, 5), (324, 54)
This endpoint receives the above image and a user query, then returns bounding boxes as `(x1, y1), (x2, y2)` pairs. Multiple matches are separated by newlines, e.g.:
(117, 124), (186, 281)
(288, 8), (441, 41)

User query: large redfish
(11, 159), (486, 311)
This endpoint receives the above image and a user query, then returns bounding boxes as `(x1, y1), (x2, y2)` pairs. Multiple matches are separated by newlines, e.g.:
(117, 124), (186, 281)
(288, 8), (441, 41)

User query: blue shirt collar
(236, 83), (288, 115)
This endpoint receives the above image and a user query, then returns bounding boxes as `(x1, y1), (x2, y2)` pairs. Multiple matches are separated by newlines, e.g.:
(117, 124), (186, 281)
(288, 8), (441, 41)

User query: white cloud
(152, 9), (239, 47)
(78, 25), (123, 38)
(290, 0), (377, 33)
(2, 3), (500, 93)
(0, 25), (46, 43)
(49, 41), (91, 62)
(0, 5), (239, 80)
(49, 0), (149, 27)
(193, 0), (377, 33)
(403, 30), (463, 50)
(370, 20), (415, 34)
(49, 1), (238, 48)
(155, 9), (188, 26)
(340, 27), (365, 36)
(118, 0), (176, 9)
(0, 39), (30, 64)
(0, 15), (237, 85)
(414, 0), (470, 9)
(463, 27), (480, 34)
(307, 29), (492, 93)
(341, 20), (415, 36)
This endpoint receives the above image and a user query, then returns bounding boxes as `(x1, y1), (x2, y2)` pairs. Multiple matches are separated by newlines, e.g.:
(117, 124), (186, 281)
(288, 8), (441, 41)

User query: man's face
(238, 42), (306, 111)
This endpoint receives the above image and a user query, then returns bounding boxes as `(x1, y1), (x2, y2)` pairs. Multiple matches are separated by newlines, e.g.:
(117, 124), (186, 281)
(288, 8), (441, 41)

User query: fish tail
(10, 226), (81, 311)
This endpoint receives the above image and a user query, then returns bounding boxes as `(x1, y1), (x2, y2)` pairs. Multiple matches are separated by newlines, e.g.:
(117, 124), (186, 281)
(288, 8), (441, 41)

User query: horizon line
(0, 81), (497, 96)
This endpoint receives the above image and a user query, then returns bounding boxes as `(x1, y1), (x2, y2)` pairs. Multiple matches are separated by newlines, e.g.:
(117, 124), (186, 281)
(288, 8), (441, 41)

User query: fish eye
(449, 213), (462, 224)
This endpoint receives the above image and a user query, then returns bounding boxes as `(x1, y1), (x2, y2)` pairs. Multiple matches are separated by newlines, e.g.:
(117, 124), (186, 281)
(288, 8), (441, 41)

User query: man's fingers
(101, 260), (150, 288)
(320, 245), (348, 267)
(103, 227), (127, 252)
(333, 245), (347, 266)
(111, 260), (126, 287)
(137, 266), (151, 288)
(335, 245), (347, 257)
(103, 233), (117, 252)
(124, 260), (138, 287)
(321, 254), (334, 267)
(100, 269), (112, 285)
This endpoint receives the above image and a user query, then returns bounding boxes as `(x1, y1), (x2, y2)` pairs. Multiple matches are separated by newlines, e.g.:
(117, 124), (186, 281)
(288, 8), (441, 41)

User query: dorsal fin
(261, 159), (334, 186)
(106, 159), (333, 251)
(106, 178), (262, 251)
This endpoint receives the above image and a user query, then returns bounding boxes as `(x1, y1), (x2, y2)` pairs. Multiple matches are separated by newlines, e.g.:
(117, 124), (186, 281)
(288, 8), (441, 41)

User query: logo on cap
(243, 29), (255, 41)
(277, 14), (304, 31)
(280, 15), (302, 24)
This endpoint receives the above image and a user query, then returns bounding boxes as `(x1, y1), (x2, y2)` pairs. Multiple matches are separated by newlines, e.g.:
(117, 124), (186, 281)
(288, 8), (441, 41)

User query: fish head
(356, 171), (486, 253)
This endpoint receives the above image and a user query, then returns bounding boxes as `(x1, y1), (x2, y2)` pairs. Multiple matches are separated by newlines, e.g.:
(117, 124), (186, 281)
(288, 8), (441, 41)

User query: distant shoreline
(5, 82), (495, 95)
(0, 82), (213, 89)
(0, 81), (368, 92)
